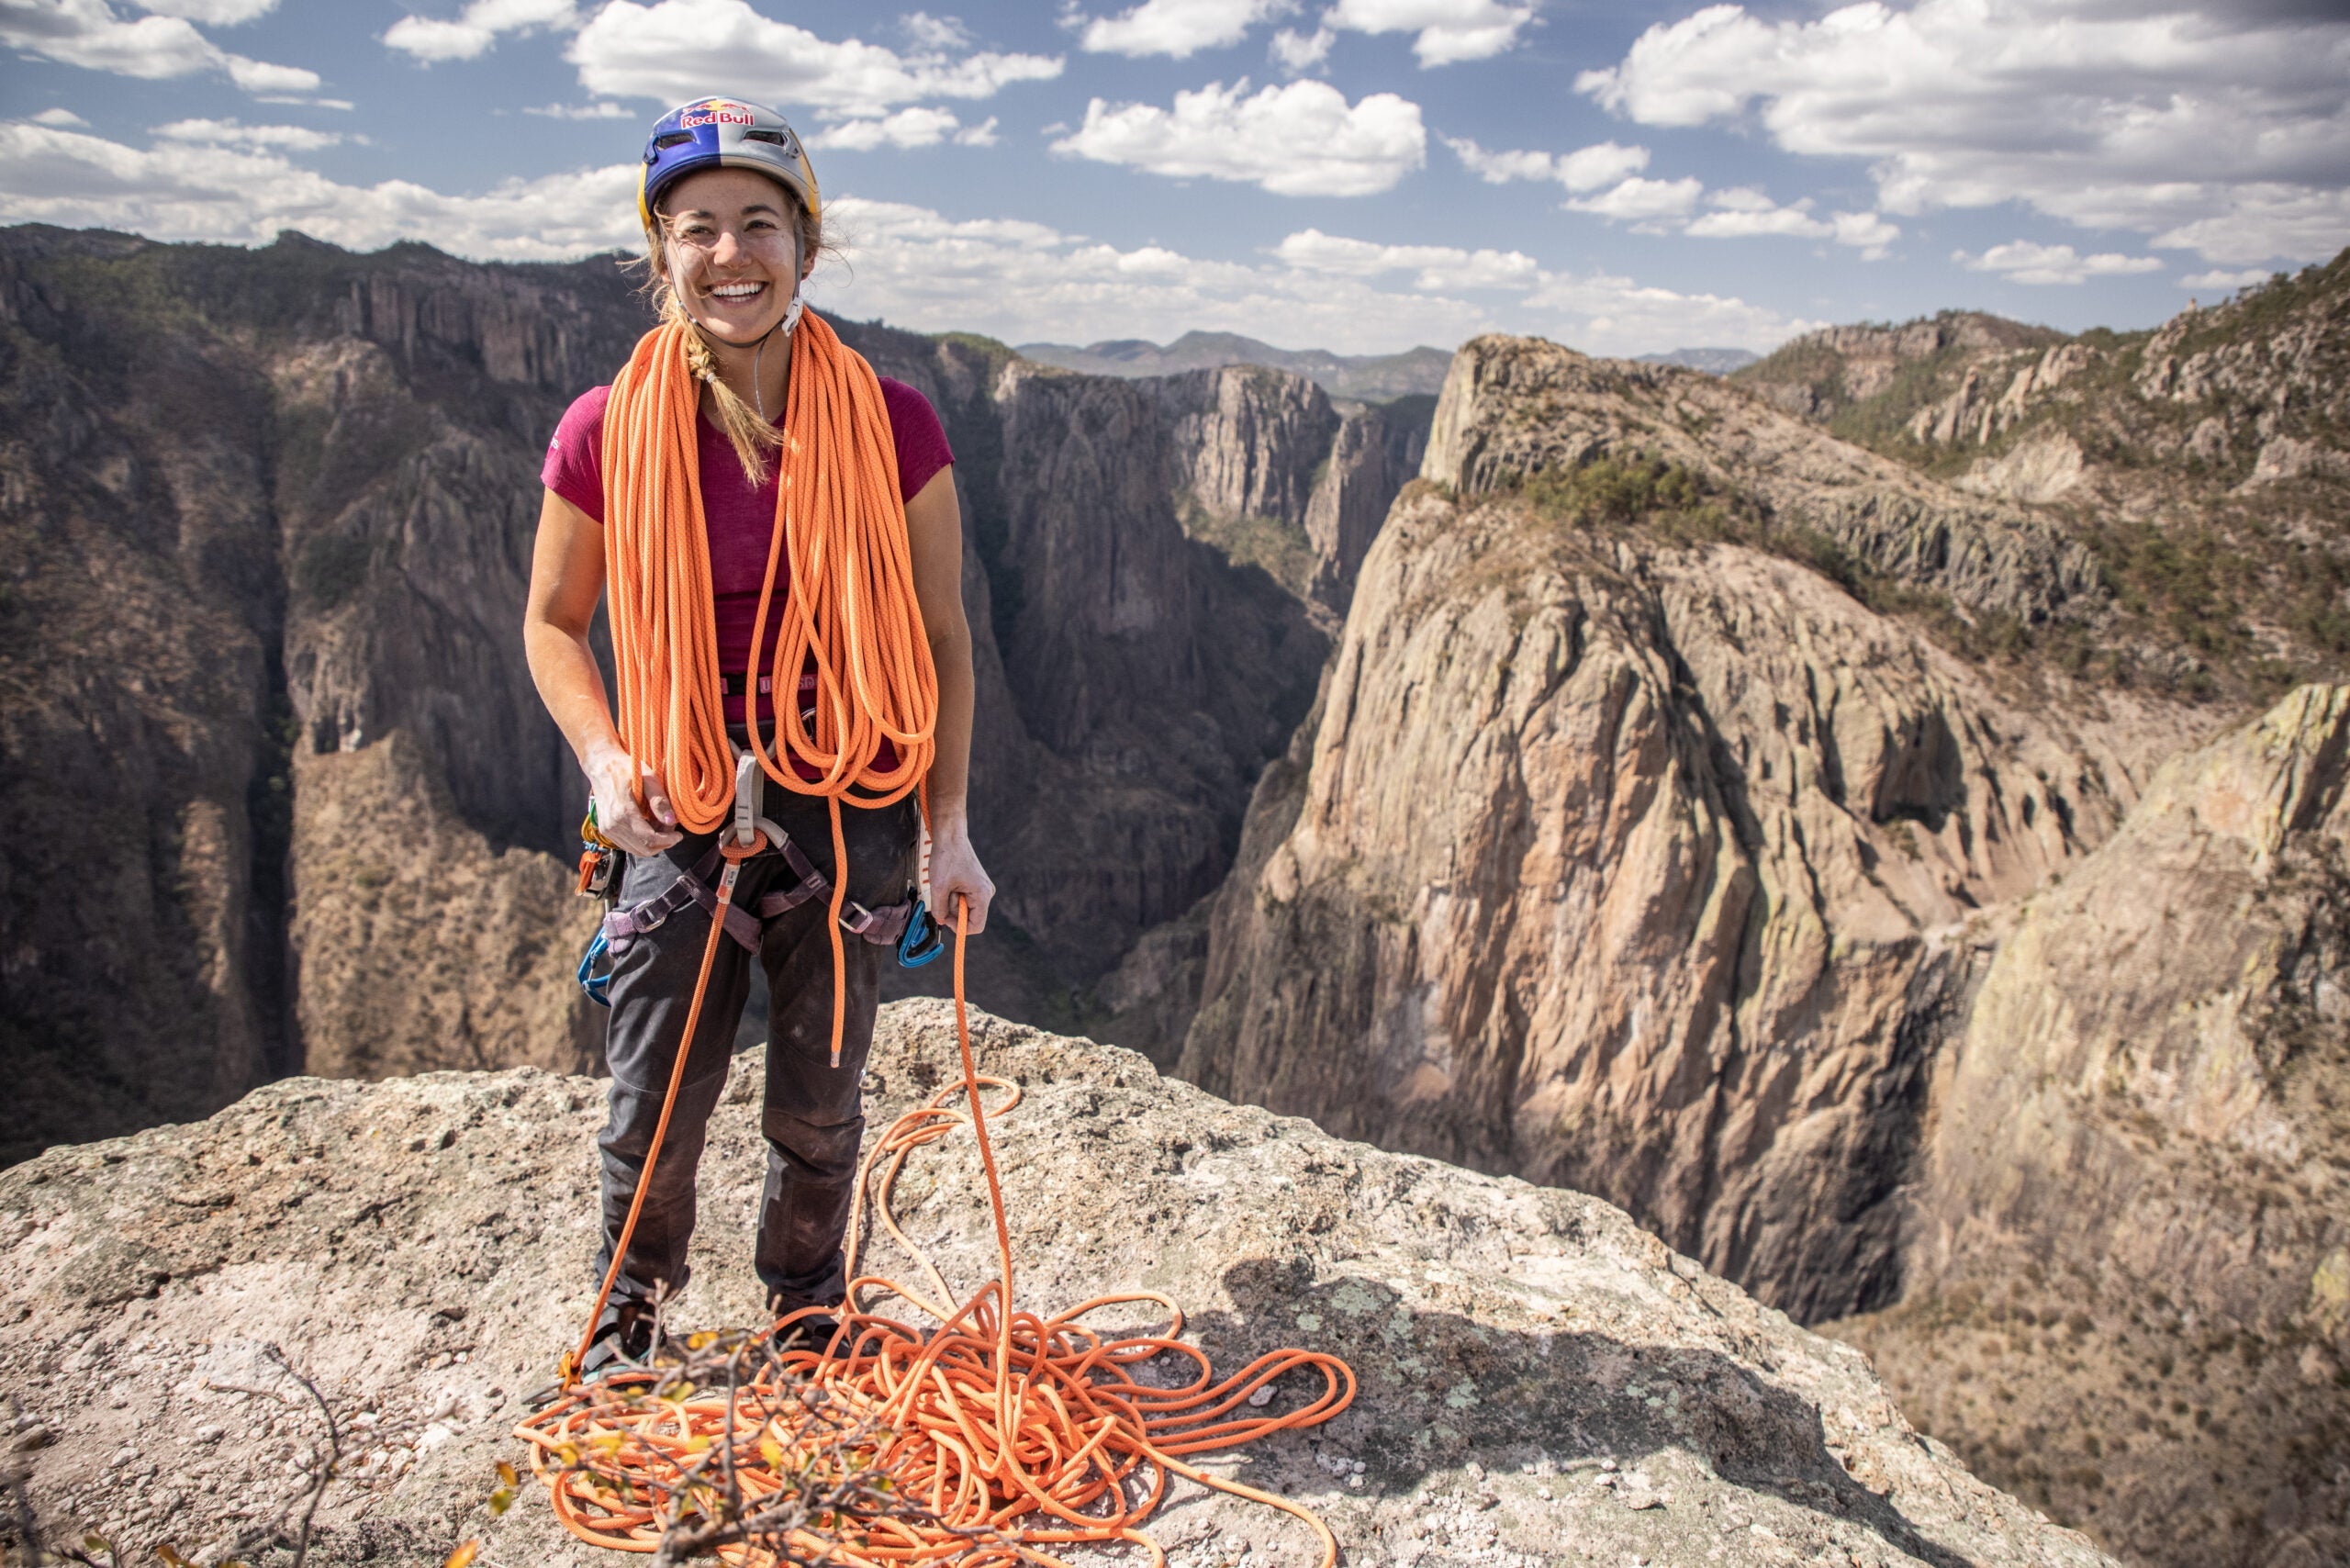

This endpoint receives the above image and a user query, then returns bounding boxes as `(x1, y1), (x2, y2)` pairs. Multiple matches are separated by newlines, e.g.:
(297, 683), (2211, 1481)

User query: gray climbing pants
(591, 787), (918, 1316)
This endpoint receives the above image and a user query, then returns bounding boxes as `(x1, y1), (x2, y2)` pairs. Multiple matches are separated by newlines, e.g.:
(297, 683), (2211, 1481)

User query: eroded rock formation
(1833, 686), (2350, 1568)
(1422, 336), (2101, 623)
(1176, 468), (2165, 1323)
(0, 1002), (2111, 1568)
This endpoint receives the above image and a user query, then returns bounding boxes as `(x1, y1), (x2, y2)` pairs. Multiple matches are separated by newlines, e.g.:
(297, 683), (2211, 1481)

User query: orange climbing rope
(601, 305), (937, 1066)
(520, 905), (1360, 1566)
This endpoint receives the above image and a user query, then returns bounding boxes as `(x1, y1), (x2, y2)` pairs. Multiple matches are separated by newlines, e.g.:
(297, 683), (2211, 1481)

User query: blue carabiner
(576, 927), (615, 1006)
(897, 896), (944, 969)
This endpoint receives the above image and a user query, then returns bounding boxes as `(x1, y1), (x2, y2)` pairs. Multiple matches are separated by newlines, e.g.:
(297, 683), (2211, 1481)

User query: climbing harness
(520, 901), (1360, 1567)
(574, 756), (928, 1006)
(600, 305), (936, 1068)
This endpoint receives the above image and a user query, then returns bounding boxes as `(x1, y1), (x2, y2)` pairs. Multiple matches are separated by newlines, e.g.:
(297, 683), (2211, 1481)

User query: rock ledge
(1, 1002), (2111, 1568)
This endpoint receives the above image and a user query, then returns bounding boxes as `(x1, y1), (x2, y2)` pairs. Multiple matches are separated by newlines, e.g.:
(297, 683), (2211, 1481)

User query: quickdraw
(575, 805), (617, 898)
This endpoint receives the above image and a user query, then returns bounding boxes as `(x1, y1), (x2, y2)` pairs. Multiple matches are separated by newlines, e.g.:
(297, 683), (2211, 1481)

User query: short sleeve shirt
(543, 375), (953, 726)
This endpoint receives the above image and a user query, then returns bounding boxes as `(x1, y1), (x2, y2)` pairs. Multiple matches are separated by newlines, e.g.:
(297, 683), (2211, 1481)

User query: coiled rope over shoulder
(601, 306), (938, 1064)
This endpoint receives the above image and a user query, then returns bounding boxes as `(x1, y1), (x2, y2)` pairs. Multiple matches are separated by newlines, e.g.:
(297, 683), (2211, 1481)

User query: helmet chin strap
(753, 288), (803, 422)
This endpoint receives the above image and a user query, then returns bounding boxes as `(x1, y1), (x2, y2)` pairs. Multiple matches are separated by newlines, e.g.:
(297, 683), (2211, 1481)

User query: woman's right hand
(584, 740), (682, 857)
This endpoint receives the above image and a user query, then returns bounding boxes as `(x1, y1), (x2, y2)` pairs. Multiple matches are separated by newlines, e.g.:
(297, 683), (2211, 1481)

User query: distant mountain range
(1019, 331), (1760, 398)
(1016, 331), (1454, 401)
(1634, 346), (1761, 374)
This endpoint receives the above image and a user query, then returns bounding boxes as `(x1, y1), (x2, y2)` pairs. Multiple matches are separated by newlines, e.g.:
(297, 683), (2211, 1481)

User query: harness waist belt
(598, 834), (911, 961)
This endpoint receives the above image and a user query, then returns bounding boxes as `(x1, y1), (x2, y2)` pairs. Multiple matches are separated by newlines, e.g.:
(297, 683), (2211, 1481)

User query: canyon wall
(1173, 474), (2157, 1322)
(1835, 686), (2350, 1568)
(0, 225), (1424, 1160)
(1174, 286), (2350, 1568)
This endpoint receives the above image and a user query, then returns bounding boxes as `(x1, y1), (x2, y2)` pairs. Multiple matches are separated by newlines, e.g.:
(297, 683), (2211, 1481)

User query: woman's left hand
(926, 825), (995, 936)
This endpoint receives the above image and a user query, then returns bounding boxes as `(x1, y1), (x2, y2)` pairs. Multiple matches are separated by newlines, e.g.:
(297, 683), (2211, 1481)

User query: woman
(523, 96), (994, 1372)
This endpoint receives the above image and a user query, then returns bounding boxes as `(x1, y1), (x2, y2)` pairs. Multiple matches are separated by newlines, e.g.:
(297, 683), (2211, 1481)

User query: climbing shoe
(579, 1298), (662, 1377)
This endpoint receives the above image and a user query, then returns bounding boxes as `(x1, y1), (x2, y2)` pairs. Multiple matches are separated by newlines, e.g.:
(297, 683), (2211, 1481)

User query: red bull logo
(680, 100), (755, 129)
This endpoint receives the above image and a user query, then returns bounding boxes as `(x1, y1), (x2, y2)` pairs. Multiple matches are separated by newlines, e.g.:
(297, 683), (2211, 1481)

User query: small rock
(1246, 1384), (1276, 1407)
(195, 1424), (224, 1443)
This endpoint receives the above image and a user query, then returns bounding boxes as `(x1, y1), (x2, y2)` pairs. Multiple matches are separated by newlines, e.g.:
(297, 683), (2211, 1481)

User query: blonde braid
(662, 291), (786, 487)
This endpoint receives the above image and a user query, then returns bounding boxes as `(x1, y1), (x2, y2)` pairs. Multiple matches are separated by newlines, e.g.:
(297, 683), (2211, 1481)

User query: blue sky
(4, 0), (2346, 356)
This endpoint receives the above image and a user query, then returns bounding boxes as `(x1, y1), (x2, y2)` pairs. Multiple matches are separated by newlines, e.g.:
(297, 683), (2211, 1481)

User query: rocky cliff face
(1831, 685), (2350, 1568)
(0, 226), (1427, 1159)
(0, 230), (645, 1165)
(1174, 319), (2348, 1568)
(1738, 252), (2350, 701)
(1145, 364), (1433, 621)
(1175, 454), (2173, 1323)
(1422, 336), (2101, 623)
(1736, 312), (2067, 426)
(0, 1001), (2112, 1568)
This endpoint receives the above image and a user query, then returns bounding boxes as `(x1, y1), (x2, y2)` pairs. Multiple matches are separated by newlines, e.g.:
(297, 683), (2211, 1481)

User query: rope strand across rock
(520, 905), (1359, 1565)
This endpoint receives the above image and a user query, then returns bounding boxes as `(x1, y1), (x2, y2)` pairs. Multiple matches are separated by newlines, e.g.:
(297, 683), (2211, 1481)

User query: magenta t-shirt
(543, 375), (952, 726)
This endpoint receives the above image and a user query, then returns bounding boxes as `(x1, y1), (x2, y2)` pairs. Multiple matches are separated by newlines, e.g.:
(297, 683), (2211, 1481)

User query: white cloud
(1052, 78), (1426, 196)
(0, 122), (639, 258)
(1684, 187), (1901, 255)
(900, 12), (972, 51)
(1269, 22), (1332, 71)
(823, 196), (1813, 354)
(809, 106), (1002, 151)
(1830, 208), (1899, 257)
(565, 0), (1063, 117)
(1326, 0), (1533, 66)
(2179, 266), (2273, 291)
(1956, 240), (2165, 285)
(1444, 135), (1550, 185)
(1554, 140), (1652, 194)
(29, 108), (91, 128)
(1575, 0), (2350, 267)
(1447, 133), (1900, 254)
(0, 0), (321, 95)
(1523, 266), (1820, 356)
(0, 118), (1815, 357)
(153, 117), (342, 150)
(1684, 189), (1832, 240)
(1274, 227), (1538, 288)
(383, 0), (577, 63)
(1445, 135), (1651, 193)
(1077, 0), (1292, 58)
(1564, 174), (1703, 228)
(132, 0), (277, 21)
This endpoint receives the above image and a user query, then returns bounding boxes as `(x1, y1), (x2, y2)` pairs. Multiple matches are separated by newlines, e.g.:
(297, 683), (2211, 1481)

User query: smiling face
(654, 166), (811, 345)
